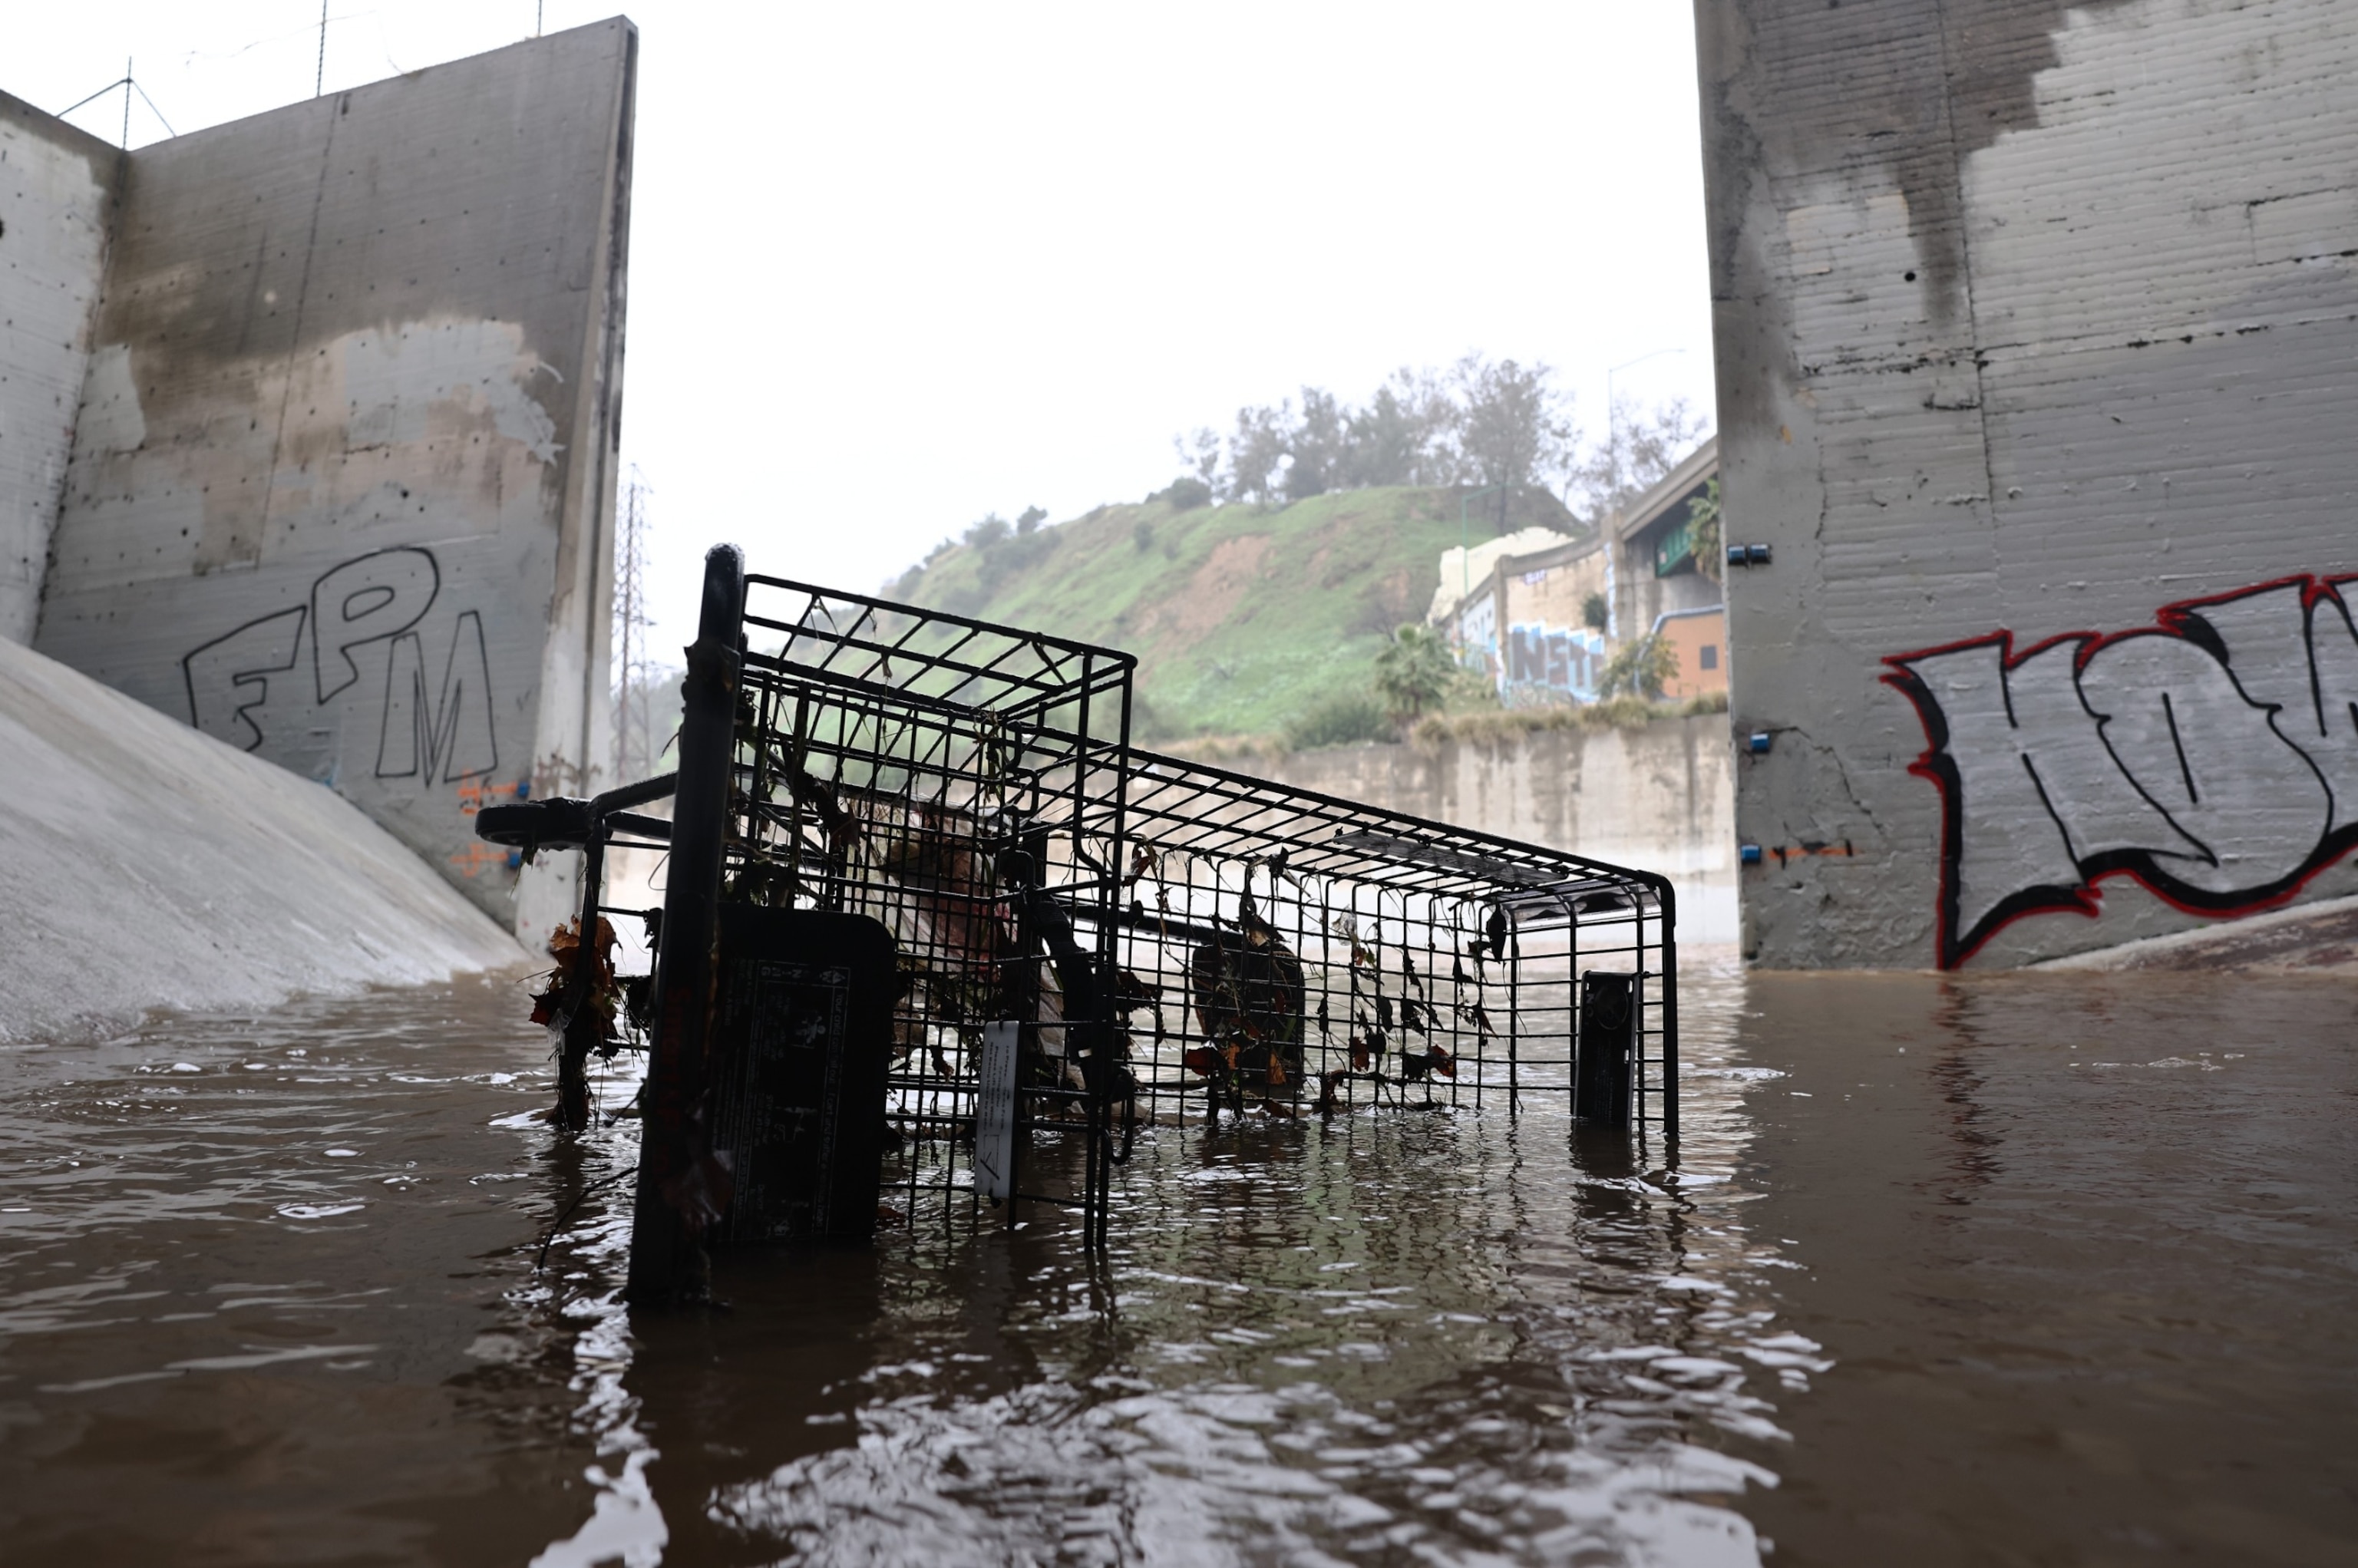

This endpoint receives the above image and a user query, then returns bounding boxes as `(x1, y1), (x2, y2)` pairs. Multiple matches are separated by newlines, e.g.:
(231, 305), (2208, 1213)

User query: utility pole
(613, 467), (654, 781)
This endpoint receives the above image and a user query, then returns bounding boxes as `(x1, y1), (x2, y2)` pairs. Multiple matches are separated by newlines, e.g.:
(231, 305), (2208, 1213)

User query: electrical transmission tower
(613, 466), (656, 781)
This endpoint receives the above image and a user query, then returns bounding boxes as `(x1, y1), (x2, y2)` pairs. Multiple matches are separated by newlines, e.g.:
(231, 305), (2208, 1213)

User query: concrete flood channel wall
(1700, 0), (2358, 968)
(1207, 714), (1741, 946)
(0, 94), (112, 644)
(3, 21), (635, 957)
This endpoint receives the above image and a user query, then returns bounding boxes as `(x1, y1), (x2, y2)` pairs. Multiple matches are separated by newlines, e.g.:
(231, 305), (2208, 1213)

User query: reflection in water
(3, 956), (1798, 1566)
(1922, 981), (2003, 1205)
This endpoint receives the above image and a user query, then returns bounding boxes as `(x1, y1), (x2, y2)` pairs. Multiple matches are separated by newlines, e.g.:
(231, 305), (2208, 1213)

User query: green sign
(1653, 515), (1698, 577)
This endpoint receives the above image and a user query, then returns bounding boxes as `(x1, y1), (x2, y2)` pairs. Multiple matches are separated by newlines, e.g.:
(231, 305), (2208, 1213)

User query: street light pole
(1604, 348), (1686, 514)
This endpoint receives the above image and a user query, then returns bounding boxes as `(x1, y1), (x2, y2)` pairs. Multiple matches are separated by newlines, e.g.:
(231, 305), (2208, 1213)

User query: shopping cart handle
(474, 772), (679, 853)
(475, 798), (594, 851)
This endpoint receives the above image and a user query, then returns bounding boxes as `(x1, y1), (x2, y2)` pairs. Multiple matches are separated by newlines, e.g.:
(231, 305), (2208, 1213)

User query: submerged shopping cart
(479, 546), (1678, 1301)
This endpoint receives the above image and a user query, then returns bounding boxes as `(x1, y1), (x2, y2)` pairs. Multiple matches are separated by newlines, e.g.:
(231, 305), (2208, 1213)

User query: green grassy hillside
(892, 487), (1580, 741)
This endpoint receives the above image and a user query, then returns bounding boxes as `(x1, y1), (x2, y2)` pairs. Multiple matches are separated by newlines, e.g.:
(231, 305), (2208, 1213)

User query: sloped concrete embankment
(0, 639), (528, 1042)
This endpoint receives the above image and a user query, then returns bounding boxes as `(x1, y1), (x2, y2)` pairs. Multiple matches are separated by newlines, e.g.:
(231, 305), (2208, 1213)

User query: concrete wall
(1698, 0), (2358, 968)
(1504, 540), (1610, 646)
(1495, 540), (1613, 703)
(0, 93), (114, 644)
(0, 635), (523, 1044)
(1219, 714), (1741, 944)
(28, 21), (635, 948)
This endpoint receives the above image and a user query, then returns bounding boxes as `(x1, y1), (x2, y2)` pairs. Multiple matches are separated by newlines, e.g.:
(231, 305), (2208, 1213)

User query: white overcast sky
(12, 2), (1716, 653)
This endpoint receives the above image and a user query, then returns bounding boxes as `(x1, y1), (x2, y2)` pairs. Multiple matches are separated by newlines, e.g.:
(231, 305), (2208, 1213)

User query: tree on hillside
(1375, 622), (1458, 723)
(1564, 395), (1711, 525)
(1341, 369), (1455, 487)
(1284, 387), (1347, 501)
(878, 359), (1714, 606)
(1147, 476), (1214, 510)
(1229, 402), (1291, 503)
(1151, 348), (1707, 518)
(1161, 357), (1703, 526)
(1452, 354), (1578, 533)
(1174, 427), (1224, 498)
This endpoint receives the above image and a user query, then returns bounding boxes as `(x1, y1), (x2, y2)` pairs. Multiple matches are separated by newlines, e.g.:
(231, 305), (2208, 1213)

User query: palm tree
(1375, 624), (1457, 722)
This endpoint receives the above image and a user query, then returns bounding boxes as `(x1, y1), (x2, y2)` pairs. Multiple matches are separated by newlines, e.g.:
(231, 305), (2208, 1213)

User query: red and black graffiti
(1884, 573), (2358, 968)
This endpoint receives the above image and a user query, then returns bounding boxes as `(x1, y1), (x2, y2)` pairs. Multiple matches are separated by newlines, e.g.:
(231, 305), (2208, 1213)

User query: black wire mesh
(1104, 751), (1677, 1137)
(707, 576), (1676, 1246)
(726, 578), (1134, 1240)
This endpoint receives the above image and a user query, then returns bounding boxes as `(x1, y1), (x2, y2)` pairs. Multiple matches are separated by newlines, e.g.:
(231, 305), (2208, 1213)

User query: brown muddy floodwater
(1, 957), (2352, 1566)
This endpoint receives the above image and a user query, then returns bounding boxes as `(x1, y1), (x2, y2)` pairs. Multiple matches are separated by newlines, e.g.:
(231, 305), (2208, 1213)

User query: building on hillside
(1429, 526), (1576, 630)
(1426, 441), (1724, 705)
(1429, 524), (1579, 695)
(1451, 575), (1500, 675)
(1429, 443), (1726, 705)
(1435, 531), (1608, 703)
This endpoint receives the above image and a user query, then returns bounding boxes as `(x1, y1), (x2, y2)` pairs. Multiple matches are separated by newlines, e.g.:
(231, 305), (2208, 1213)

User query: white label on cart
(975, 1021), (1021, 1203)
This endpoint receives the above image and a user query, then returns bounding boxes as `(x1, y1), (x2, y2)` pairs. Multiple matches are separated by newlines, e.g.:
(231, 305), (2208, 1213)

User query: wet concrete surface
(0, 959), (2350, 1565)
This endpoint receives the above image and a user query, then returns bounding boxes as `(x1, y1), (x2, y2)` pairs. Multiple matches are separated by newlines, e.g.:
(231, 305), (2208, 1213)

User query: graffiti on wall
(1885, 574), (2358, 967)
(1504, 622), (1607, 703)
(180, 546), (499, 784)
